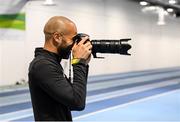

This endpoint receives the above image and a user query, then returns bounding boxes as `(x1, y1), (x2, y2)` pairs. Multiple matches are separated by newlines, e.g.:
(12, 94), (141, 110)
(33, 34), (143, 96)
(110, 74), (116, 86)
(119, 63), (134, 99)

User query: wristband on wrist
(71, 58), (87, 65)
(71, 58), (80, 65)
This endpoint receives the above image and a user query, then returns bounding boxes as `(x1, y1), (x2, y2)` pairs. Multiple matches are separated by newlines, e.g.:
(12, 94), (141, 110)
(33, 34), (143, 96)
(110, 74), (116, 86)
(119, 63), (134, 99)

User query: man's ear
(53, 32), (62, 44)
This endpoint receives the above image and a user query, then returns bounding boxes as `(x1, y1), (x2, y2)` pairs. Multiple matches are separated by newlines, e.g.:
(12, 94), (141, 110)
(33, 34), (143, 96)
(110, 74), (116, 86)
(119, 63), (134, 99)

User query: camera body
(73, 33), (90, 44)
(73, 33), (132, 58)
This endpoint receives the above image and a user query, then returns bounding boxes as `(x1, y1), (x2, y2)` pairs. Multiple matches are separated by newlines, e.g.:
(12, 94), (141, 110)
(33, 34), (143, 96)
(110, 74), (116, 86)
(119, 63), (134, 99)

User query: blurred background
(0, 0), (180, 121)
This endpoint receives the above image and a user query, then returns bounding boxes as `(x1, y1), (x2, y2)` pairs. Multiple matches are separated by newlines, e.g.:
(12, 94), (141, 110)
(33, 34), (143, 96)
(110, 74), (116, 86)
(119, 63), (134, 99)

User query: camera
(73, 33), (132, 58)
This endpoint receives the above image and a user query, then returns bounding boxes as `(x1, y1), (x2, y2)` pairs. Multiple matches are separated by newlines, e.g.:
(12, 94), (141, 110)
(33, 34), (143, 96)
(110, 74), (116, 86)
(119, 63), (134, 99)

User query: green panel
(0, 13), (25, 30)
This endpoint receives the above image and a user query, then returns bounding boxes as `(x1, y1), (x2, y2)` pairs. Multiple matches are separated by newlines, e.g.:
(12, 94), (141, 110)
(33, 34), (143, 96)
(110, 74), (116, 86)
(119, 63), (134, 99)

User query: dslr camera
(73, 33), (131, 58)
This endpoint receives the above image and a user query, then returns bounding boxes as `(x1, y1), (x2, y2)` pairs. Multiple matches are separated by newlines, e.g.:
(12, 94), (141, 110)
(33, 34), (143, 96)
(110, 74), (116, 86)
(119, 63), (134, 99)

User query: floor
(0, 67), (180, 121)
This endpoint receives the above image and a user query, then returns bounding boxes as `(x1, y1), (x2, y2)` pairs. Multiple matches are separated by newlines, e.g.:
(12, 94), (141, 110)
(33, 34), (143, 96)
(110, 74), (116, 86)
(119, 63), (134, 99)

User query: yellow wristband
(71, 58), (80, 65)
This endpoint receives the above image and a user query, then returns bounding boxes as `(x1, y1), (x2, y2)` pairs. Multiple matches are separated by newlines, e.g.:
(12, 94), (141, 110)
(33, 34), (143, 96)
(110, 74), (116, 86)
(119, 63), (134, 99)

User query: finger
(84, 41), (92, 47)
(72, 42), (78, 49)
(78, 36), (89, 45)
(87, 44), (93, 50)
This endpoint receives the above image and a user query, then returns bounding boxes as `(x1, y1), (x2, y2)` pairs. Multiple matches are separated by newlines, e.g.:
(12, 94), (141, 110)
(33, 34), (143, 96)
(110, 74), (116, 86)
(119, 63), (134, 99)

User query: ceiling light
(43, 0), (55, 5)
(141, 6), (158, 13)
(140, 1), (149, 6)
(169, 0), (177, 4)
(167, 8), (174, 12)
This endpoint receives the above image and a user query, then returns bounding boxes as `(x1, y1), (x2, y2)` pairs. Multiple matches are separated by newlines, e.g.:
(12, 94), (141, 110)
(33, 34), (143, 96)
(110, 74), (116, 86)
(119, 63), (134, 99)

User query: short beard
(57, 44), (72, 59)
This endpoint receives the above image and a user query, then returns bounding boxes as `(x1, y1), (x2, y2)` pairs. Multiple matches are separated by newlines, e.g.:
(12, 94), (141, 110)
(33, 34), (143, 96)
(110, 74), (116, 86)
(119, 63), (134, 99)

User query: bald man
(28, 16), (92, 121)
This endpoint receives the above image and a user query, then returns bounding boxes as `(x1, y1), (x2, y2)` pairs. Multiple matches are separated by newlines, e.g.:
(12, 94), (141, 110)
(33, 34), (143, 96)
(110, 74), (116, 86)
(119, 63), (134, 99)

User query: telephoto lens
(73, 33), (132, 58)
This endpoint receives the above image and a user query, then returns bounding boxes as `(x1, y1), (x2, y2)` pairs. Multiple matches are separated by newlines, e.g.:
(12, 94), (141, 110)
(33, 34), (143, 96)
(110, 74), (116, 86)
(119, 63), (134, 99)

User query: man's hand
(72, 36), (92, 64)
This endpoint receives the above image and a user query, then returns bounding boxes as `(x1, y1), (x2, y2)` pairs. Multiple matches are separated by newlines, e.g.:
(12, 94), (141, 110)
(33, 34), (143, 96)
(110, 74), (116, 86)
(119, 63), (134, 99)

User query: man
(28, 16), (92, 121)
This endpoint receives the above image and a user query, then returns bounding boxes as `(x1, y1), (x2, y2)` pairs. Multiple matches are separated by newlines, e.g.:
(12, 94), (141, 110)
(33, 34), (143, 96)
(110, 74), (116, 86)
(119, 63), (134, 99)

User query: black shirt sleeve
(32, 59), (88, 111)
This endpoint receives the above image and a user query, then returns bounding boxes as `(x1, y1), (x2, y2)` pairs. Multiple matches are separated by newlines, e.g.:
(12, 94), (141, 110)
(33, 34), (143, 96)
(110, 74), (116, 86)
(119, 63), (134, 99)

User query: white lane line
(0, 94), (31, 107)
(87, 71), (180, 91)
(86, 80), (179, 104)
(0, 87), (29, 94)
(0, 108), (33, 121)
(74, 89), (180, 120)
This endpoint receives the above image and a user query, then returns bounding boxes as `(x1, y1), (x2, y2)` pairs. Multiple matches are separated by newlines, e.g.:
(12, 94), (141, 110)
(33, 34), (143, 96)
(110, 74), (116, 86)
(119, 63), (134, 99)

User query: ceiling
(132, 0), (180, 17)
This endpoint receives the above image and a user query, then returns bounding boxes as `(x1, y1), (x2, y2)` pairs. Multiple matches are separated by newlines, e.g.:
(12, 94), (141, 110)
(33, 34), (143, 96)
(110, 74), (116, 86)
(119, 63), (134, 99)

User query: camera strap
(69, 53), (72, 83)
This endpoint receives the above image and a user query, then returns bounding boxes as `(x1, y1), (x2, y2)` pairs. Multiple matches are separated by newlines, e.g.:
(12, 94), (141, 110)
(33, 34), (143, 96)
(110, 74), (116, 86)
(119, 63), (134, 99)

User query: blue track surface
(75, 90), (180, 121)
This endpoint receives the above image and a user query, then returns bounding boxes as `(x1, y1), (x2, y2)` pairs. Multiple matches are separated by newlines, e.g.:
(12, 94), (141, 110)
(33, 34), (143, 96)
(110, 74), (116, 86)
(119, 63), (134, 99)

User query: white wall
(0, 0), (180, 86)
(0, 40), (26, 86)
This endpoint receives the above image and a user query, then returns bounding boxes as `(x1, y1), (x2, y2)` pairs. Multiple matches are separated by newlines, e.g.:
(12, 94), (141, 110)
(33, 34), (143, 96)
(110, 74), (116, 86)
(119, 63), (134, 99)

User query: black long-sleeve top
(28, 48), (88, 121)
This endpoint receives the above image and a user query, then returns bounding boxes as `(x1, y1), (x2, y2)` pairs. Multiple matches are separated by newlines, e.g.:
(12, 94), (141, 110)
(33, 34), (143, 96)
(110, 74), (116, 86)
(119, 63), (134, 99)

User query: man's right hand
(72, 36), (92, 62)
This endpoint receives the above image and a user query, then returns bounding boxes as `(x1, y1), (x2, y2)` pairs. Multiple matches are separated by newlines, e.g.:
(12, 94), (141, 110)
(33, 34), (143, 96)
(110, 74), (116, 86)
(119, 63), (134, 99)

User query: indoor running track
(0, 67), (180, 121)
